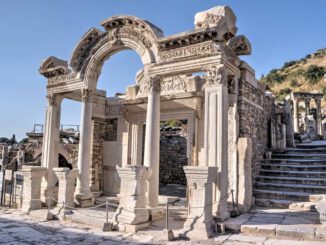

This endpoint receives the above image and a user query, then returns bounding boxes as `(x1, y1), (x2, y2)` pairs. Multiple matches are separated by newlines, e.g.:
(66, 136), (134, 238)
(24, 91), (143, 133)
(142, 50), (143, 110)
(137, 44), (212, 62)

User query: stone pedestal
(237, 137), (252, 213)
(113, 165), (150, 232)
(19, 166), (47, 213)
(54, 168), (78, 208)
(181, 166), (217, 240)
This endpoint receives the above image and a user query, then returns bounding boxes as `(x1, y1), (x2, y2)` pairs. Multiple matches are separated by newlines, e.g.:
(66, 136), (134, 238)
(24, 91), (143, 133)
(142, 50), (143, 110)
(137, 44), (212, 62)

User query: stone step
(262, 159), (326, 165)
(254, 198), (292, 208)
(253, 189), (315, 202)
(272, 153), (326, 160)
(254, 181), (326, 194)
(297, 142), (326, 149)
(260, 169), (326, 178)
(256, 175), (326, 185)
(261, 163), (326, 171)
(289, 201), (317, 211)
(275, 147), (326, 154)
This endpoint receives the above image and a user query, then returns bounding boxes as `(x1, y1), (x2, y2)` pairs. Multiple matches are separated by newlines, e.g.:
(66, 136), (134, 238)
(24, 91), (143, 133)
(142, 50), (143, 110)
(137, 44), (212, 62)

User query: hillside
(260, 48), (326, 109)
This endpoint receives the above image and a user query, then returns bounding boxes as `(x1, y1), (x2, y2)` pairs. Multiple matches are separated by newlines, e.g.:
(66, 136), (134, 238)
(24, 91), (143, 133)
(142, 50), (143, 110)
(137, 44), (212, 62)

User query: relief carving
(203, 64), (227, 86)
(160, 76), (186, 95)
(159, 42), (220, 62)
(138, 76), (161, 95)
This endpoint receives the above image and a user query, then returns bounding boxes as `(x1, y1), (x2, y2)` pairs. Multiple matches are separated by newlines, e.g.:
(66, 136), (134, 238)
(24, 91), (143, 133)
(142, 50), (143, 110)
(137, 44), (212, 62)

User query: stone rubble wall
(159, 131), (187, 186)
(238, 79), (274, 179)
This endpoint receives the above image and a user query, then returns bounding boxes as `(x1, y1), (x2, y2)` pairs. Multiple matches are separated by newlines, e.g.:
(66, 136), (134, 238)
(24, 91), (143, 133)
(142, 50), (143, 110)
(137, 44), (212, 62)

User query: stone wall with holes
(238, 76), (275, 179)
(159, 131), (187, 186)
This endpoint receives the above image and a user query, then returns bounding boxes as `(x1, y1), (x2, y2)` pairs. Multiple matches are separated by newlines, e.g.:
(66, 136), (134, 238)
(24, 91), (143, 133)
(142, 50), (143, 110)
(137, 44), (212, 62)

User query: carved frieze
(47, 72), (77, 87)
(203, 64), (227, 86)
(160, 76), (187, 95)
(138, 76), (161, 95)
(106, 103), (125, 116)
(159, 41), (220, 63)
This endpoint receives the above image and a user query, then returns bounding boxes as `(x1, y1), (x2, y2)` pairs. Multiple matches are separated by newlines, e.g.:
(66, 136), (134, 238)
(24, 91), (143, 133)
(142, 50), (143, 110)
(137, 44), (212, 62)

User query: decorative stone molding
(138, 76), (161, 95)
(227, 35), (252, 55)
(228, 76), (239, 94)
(158, 41), (221, 63)
(194, 6), (237, 37)
(81, 88), (93, 102)
(39, 56), (68, 78)
(47, 72), (77, 87)
(46, 94), (56, 106)
(160, 76), (186, 95)
(203, 64), (227, 86)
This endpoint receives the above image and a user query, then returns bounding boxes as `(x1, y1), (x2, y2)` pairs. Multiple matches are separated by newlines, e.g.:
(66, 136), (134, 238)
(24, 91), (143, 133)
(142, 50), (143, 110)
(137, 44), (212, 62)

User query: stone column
(54, 168), (78, 208)
(293, 98), (299, 133)
(316, 98), (323, 136)
(75, 88), (94, 207)
(304, 98), (310, 122)
(237, 138), (252, 213)
(113, 165), (150, 232)
(19, 166), (47, 213)
(203, 65), (229, 221)
(41, 94), (62, 203)
(181, 166), (217, 239)
(143, 77), (160, 209)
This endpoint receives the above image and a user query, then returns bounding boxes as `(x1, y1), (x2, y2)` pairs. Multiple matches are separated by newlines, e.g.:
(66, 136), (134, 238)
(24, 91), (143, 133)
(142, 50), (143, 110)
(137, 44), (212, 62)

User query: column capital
(304, 97), (311, 105)
(81, 88), (93, 102)
(203, 64), (227, 86)
(139, 76), (161, 94)
(46, 93), (62, 106)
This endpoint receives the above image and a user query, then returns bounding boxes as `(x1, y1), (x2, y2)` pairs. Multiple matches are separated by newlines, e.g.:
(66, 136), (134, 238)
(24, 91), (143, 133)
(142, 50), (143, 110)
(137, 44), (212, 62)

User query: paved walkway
(223, 207), (326, 242)
(1, 207), (326, 244)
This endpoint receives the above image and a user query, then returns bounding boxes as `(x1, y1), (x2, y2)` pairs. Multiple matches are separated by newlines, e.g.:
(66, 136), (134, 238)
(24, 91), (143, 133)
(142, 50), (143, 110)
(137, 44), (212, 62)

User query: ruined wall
(90, 118), (106, 192)
(238, 78), (274, 179)
(159, 132), (187, 186)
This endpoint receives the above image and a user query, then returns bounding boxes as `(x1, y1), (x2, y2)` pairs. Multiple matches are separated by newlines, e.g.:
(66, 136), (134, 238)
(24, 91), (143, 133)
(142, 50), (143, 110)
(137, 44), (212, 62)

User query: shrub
(282, 60), (297, 69)
(265, 69), (286, 84)
(304, 65), (325, 84)
(290, 79), (298, 87)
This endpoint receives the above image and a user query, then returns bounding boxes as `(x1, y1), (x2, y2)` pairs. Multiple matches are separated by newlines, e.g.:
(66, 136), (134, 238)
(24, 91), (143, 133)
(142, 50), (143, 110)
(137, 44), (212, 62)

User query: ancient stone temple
(11, 5), (286, 239)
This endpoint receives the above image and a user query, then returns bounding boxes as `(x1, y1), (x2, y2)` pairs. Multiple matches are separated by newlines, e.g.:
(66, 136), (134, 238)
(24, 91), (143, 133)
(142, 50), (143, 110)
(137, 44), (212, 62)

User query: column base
(179, 220), (215, 240)
(117, 222), (150, 233)
(149, 208), (164, 221)
(214, 211), (230, 222)
(75, 193), (95, 208)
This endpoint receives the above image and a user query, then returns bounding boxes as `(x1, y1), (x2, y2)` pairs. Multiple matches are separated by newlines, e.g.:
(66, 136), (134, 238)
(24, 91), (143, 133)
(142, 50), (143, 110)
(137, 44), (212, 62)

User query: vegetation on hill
(260, 48), (326, 108)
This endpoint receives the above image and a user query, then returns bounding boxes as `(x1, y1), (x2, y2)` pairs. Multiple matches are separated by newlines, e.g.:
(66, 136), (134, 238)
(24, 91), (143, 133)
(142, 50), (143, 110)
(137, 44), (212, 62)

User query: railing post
(103, 198), (112, 232)
(166, 202), (169, 230)
(106, 199), (109, 224)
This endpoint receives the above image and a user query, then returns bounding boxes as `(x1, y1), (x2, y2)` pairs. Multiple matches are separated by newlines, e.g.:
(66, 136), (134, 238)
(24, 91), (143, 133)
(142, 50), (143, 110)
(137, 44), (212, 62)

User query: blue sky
(0, 0), (325, 140)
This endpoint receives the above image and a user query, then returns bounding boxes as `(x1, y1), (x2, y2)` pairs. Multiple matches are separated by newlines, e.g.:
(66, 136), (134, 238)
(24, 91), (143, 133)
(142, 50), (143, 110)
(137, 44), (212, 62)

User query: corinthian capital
(46, 94), (56, 106)
(138, 76), (161, 95)
(203, 64), (227, 86)
(81, 88), (93, 102)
